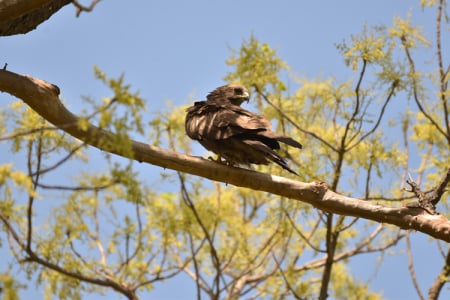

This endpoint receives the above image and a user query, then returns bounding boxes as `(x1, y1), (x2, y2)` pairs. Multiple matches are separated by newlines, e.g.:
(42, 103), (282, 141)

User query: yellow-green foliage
(388, 15), (431, 49)
(331, 263), (384, 300)
(0, 273), (23, 300)
(225, 34), (288, 96)
(1, 2), (450, 299)
(339, 24), (389, 71)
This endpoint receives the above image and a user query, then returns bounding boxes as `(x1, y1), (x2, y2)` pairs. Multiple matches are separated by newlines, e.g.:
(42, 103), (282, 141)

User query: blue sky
(0, 1), (447, 299)
(2, 0), (428, 111)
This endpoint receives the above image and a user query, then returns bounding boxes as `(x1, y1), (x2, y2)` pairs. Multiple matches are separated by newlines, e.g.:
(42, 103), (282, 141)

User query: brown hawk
(185, 84), (302, 175)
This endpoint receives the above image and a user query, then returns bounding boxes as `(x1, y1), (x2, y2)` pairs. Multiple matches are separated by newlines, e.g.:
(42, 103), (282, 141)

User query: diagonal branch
(406, 232), (426, 300)
(347, 80), (397, 151)
(253, 85), (338, 152)
(402, 36), (449, 141)
(72, 0), (102, 17)
(435, 0), (450, 137)
(1, 69), (450, 242)
(0, 0), (71, 36)
(428, 247), (450, 300)
(342, 59), (367, 148)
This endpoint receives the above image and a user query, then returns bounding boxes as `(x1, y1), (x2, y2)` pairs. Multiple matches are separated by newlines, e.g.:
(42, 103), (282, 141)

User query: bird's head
(207, 84), (250, 106)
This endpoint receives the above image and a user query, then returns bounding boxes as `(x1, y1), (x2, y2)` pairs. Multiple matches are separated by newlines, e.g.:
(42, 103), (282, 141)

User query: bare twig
(341, 59), (367, 148)
(30, 142), (86, 177)
(295, 226), (404, 272)
(34, 181), (117, 191)
(253, 85), (338, 152)
(72, 0), (102, 17)
(347, 81), (397, 151)
(405, 168), (450, 214)
(402, 36), (449, 141)
(272, 253), (305, 300)
(406, 232), (426, 300)
(0, 126), (59, 141)
(435, 0), (450, 137)
(284, 210), (325, 253)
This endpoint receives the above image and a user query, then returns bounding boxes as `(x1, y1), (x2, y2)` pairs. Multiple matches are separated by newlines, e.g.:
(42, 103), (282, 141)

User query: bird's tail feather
(275, 136), (303, 149)
(272, 157), (298, 175)
(260, 132), (303, 149)
(247, 141), (298, 175)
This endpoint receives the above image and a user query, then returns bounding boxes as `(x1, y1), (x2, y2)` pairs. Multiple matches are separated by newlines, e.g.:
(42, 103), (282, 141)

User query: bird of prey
(185, 84), (302, 175)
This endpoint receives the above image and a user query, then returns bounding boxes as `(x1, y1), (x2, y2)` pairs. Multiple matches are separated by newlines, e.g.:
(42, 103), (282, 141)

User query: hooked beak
(243, 91), (250, 102)
(229, 90), (250, 106)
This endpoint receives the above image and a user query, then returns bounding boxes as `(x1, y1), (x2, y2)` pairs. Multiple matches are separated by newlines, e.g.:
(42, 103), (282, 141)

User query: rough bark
(0, 0), (71, 36)
(0, 69), (449, 242)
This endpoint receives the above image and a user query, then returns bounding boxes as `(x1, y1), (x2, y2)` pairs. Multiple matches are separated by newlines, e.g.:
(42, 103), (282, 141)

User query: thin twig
(272, 253), (305, 300)
(34, 181), (117, 191)
(30, 142), (86, 177)
(405, 167), (450, 214)
(253, 85), (338, 152)
(0, 126), (59, 141)
(341, 59), (367, 148)
(406, 232), (426, 300)
(73, 0), (102, 17)
(402, 36), (449, 140)
(347, 81), (397, 151)
(435, 0), (450, 137)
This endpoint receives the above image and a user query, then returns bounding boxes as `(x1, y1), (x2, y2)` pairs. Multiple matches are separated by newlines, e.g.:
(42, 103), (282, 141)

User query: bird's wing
(215, 105), (271, 130)
(210, 104), (302, 149)
(186, 101), (271, 141)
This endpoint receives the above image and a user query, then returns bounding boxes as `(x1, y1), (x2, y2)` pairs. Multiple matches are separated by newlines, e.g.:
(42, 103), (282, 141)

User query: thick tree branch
(0, 0), (71, 36)
(1, 69), (450, 242)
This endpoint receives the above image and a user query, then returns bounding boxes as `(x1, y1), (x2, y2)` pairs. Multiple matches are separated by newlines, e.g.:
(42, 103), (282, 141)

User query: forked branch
(405, 168), (450, 215)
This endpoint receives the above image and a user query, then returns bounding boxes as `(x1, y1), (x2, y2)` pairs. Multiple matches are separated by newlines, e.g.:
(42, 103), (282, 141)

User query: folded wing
(185, 100), (302, 175)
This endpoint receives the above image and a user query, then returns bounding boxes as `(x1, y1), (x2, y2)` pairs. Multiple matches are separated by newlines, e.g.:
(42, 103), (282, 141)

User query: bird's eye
(234, 88), (243, 95)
